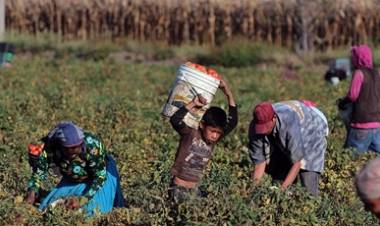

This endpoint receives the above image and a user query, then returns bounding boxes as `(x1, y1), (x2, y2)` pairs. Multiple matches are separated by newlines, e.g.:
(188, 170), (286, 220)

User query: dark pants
(168, 180), (206, 204)
(299, 170), (320, 196)
(266, 150), (320, 196)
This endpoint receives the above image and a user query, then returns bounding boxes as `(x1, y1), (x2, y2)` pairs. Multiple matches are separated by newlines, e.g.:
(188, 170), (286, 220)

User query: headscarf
(45, 121), (84, 147)
(351, 44), (373, 69)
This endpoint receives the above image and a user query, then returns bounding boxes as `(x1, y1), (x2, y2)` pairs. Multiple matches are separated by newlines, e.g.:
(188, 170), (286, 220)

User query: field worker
(248, 100), (328, 196)
(355, 157), (380, 218)
(337, 44), (380, 154)
(168, 78), (237, 203)
(25, 121), (124, 216)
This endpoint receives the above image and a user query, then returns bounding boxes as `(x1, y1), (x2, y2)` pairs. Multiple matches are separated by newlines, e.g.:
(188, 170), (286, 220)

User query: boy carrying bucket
(168, 78), (237, 203)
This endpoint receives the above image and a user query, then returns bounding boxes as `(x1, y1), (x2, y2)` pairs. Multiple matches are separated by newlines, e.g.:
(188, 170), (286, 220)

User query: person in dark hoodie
(338, 44), (380, 154)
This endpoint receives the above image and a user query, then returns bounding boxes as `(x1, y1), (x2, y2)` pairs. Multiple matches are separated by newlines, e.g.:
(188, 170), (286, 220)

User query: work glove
(337, 97), (351, 110)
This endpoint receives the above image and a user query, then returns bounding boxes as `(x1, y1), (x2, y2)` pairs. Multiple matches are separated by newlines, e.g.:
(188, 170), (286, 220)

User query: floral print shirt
(27, 132), (107, 200)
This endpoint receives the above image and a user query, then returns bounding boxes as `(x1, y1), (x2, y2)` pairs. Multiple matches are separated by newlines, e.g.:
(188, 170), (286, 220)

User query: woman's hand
(65, 197), (80, 210)
(25, 191), (36, 205)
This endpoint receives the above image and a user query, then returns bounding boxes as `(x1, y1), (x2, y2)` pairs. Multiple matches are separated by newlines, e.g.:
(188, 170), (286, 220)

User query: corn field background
(5, 0), (380, 50)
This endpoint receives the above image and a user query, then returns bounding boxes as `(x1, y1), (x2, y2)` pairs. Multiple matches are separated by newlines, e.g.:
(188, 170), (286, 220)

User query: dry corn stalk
(5, 0), (380, 49)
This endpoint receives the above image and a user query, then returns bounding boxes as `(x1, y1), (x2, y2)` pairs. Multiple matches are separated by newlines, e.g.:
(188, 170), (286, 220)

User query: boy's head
(200, 107), (227, 144)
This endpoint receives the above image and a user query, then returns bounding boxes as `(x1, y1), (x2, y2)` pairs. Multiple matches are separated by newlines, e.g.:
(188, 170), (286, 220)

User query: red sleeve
(347, 70), (364, 102)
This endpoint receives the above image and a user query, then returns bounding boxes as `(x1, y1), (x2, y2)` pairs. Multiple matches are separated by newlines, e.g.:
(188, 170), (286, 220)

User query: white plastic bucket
(162, 63), (220, 128)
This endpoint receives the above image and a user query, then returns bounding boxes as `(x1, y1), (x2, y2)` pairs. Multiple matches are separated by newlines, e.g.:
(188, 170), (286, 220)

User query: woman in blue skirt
(25, 121), (125, 216)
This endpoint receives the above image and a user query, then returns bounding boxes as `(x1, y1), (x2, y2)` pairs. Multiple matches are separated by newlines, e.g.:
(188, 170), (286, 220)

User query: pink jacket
(347, 45), (380, 128)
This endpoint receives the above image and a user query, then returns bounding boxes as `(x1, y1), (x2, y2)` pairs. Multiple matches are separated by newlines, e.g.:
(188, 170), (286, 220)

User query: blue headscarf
(46, 121), (84, 147)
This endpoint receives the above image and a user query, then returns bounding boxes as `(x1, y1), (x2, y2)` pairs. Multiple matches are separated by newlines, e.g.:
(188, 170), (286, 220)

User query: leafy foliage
(196, 40), (278, 67)
(0, 43), (379, 225)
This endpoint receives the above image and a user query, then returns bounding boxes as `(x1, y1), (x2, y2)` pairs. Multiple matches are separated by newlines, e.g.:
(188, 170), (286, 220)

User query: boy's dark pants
(168, 179), (205, 204)
(266, 150), (320, 196)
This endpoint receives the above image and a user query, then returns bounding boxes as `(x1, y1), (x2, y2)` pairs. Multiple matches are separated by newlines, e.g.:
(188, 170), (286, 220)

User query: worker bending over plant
(248, 100), (328, 196)
(26, 121), (124, 216)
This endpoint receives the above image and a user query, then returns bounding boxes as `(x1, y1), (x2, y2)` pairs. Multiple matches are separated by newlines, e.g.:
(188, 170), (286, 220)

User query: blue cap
(53, 122), (84, 147)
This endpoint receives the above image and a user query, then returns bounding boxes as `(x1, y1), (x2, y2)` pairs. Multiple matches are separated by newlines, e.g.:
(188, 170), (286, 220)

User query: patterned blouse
(27, 132), (107, 200)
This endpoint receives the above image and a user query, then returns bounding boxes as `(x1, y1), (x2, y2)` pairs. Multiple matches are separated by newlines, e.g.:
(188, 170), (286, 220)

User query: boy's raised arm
(219, 79), (238, 135)
(170, 95), (206, 135)
(219, 79), (236, 107)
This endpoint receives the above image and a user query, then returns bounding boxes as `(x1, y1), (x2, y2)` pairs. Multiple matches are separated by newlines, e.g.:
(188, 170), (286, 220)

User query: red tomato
(207, 68), (221, 80)
(28, 144), (44, 156)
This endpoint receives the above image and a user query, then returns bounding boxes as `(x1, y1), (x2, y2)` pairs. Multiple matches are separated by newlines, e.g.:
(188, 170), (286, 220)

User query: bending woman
(25, 121), (124, 215)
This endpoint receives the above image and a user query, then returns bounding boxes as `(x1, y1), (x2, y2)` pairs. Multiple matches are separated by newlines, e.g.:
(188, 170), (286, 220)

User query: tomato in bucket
(162, 62), (221, 128)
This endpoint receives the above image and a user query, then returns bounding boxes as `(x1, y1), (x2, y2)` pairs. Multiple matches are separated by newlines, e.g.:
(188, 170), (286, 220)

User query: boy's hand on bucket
(197, 95), (207, 105)
(186, 95), (207, 111)
(193, 95), (207, 107)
